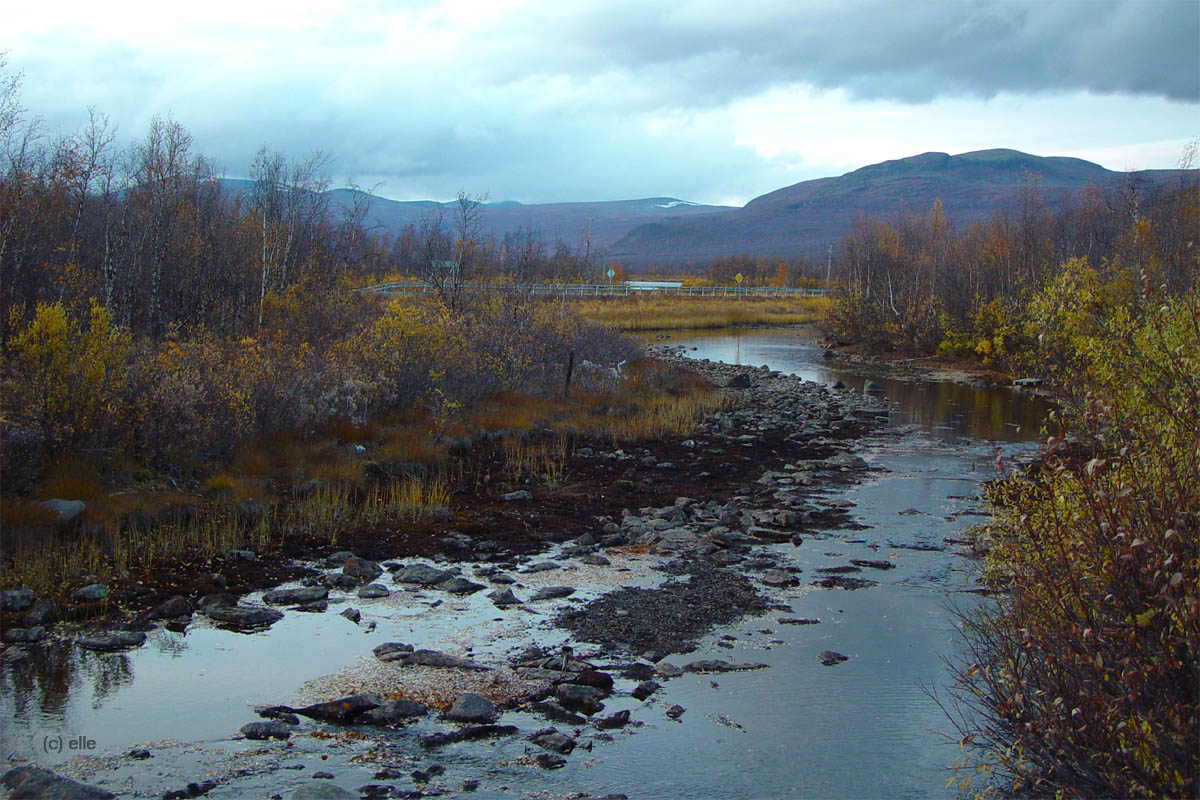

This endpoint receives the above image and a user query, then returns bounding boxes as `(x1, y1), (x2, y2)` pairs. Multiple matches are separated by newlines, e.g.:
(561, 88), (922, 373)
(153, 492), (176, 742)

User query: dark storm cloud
(6, 0), (1196, 204)
(505, 0), (1199, 104)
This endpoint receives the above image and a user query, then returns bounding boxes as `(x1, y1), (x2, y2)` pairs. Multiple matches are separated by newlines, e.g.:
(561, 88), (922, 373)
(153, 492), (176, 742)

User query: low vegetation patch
(576, 295), (829, 331)
(948, 285), (1199, 799)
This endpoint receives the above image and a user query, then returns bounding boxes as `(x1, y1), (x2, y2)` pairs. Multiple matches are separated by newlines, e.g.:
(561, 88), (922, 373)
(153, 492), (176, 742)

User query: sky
(4, 0), (1198, 206)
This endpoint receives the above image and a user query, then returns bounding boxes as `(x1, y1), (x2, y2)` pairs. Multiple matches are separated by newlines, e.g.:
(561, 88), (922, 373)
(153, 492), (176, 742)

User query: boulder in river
(530, 586), (575, 601)
(290, 783), (359, 800)
(819, 650), (850, 666)
(343, 556), (382, 582)
(295, 693), (383, 723)
(488, 587), (522, 606)
(1, 588), (35, 612)
(150, 596), (192, 619)
(202, 605), (284, 631)
(1, 766), (115, 799)
(632, 680), (661, 700)
(529, 728), (576, 754)
(240, 721), (291, 740)
(682, 659), (769, 674)
(358, 699), (430, 726)
(420, 724), (518, 748)
(262, 586), (328, 606)
(403, 649), (490, 670)
(2, 626), (46, 645)
(529, 700), (587, 725)
(443, 693), (498, 724)
(77, 631), (146, 651)
(760, 569), (799, 587)
(438, 576), (485, 594)
(556, 683), (606, 715)
(357, 583), (390, 598)
(595, 709), (631, 729)
(372, 642), (414, 661)
(393, 563), (453, 585)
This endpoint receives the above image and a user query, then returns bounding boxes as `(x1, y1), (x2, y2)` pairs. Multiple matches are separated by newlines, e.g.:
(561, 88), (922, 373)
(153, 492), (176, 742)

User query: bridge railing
(357, 281), (829, 298)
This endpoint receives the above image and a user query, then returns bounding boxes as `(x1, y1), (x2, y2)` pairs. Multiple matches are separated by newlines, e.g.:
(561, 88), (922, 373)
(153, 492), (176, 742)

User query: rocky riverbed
(3, 355), (910, 799)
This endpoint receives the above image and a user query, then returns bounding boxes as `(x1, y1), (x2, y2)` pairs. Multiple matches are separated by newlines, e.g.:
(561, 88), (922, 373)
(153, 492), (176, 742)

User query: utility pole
(826, 244), (833, 291)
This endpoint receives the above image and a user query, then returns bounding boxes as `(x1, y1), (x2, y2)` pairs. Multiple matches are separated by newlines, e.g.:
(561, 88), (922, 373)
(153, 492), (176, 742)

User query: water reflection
(656, 328), (1051, 441)
(1, 640), (134, 723)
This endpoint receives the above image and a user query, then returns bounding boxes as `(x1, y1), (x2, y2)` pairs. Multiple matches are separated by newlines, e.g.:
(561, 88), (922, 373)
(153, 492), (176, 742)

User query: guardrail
(358, 281), (829, 298)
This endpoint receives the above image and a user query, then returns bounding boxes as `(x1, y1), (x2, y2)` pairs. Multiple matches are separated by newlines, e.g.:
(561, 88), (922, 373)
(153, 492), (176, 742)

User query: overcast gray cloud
(5, 0), (1197, 204)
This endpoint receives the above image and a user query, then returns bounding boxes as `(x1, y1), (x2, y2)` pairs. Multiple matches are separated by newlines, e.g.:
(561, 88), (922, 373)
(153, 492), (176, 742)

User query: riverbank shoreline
(3, 352), (905, 799)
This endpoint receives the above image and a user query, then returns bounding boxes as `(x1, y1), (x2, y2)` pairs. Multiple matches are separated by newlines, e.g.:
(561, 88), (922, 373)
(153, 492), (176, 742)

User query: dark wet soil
(2, 406), (870, 636)
(554, 560), (770, 656)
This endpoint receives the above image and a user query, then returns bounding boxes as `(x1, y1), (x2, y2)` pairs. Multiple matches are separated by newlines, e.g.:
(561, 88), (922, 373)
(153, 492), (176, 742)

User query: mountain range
(223, 149), (1191, 267)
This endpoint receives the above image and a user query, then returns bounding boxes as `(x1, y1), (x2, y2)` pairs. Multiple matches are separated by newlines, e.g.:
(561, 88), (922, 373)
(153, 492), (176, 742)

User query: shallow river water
(1, 328), (1051, 799)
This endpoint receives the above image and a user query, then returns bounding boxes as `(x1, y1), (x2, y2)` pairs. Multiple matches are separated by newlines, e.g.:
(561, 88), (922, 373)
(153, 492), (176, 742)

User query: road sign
(606, 268), (616, 279)
(735, 272), (744, 284)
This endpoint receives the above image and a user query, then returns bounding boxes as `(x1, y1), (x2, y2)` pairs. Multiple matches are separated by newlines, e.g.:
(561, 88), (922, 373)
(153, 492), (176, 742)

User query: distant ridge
(608, 149), (1191, 264)
(221, 149), (1193, 266)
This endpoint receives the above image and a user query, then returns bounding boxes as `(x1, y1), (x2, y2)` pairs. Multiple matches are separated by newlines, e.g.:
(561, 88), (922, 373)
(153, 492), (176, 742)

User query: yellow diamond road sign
(735, 273), (744, 284)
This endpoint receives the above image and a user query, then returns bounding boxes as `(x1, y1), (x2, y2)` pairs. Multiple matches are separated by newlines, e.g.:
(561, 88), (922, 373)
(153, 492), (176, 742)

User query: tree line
(826, 157), (1198, 357)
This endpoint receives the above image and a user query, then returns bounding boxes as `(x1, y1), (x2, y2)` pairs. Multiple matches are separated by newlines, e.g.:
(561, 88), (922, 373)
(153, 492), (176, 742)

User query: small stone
(1, 588), (35, 612)
(372, 642), (414, 661)
(682, 659), (769, 674)
(393, 563), (453, 585)
(665, 704), (686, 719)
(151, 596), (192, 619)
(462, 779), (480, 791)
(1, 627), (46, 645)
(73, 584), (109, 602)
(240, 721), (292, 740)
(0, 767), (114, 799)
(529, 701), (587, 725)
(488, 587), (522, 606)
(632, 680), (660, 700)
(127, 748), (152, 760)
(534, 753), (567, 769)
(439, 576), (485, 594)
(343, 556), (383, 582)
(77, 631), (146, 651)
(530, 729), (576, 754)
(555, 684), (605, 715)
(502, 490), (533, 502)
(339, 607), (361, 624)
(359, 699), (430, 726)
(203, 605), (284, 631)
(295, 693), (383, 723)
(262, 586), (328, 606)
(529, 586), (574, 601)
(595, 710), (631, 729)
(403, 649), (490, 670)
(356, 583), (390, 598)
(819, 650), (849, 666)
(760, 569), (799, 587)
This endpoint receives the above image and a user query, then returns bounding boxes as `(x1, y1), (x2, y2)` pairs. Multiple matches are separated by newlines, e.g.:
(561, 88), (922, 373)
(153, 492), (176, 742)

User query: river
(0, 327), (1050, 799)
